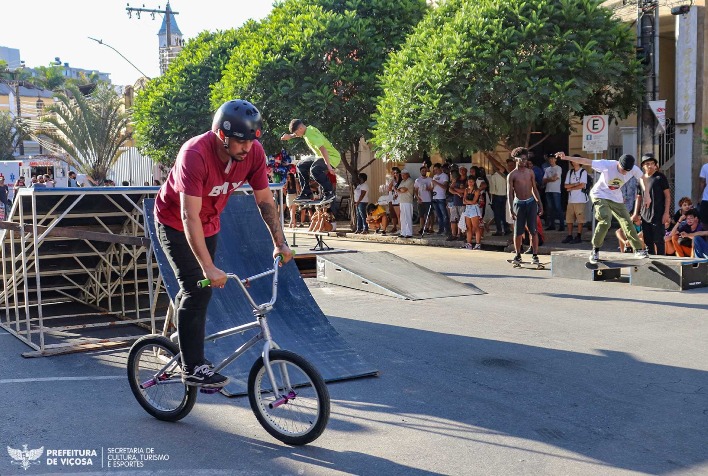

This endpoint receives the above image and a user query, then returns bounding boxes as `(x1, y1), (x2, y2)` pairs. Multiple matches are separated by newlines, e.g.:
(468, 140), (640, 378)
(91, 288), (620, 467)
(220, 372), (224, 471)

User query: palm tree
(40, 84), (130, 184)
(0, 111), (27, 160)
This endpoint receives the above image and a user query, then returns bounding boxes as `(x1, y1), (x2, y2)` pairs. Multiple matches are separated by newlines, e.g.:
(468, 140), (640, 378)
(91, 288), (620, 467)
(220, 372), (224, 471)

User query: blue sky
(1, 0), (274, 85)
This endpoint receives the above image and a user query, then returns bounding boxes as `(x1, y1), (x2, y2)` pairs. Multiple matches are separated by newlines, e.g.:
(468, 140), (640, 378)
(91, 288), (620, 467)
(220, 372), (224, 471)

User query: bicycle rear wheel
(248, 349), (330, 445)
(127, 335), (197, 422)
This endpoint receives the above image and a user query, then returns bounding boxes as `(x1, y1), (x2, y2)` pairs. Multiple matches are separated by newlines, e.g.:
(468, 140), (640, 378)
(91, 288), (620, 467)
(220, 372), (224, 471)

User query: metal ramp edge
(316, 251), (486, 300)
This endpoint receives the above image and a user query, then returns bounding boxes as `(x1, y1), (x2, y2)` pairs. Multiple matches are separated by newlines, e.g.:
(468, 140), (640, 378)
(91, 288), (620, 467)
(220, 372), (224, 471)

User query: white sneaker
(589, 249), (599, 264)
(634, 249), (648, 259)
(331, 222), (337, 231)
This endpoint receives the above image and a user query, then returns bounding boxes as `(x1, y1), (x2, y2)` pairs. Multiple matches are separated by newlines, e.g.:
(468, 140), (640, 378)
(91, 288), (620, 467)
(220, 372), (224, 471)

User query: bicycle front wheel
(248, 349), (330, 445)
(127, 335), (197, 422)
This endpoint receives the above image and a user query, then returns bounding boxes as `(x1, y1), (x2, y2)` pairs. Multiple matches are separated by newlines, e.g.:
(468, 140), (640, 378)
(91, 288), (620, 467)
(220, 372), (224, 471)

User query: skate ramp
(317, 251), (485, 300)
(144, 197), (377, 393)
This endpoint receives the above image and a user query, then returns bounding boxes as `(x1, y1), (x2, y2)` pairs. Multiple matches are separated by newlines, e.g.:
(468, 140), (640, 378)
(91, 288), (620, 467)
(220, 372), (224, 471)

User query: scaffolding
(0, 187), (163, 356)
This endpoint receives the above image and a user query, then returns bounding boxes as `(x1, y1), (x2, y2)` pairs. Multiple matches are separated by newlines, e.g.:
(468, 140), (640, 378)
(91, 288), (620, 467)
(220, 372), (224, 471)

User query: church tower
(158, 1), (183, 75)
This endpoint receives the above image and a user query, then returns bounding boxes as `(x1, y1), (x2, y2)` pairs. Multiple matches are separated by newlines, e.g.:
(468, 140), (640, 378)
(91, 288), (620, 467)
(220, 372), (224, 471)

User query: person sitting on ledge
(309, 205), (334, 233)
(366, 203), (389, 235)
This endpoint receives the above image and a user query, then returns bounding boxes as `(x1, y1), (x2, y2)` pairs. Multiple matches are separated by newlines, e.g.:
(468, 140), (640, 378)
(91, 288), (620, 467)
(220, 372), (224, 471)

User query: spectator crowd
(283, 151), (708, 259)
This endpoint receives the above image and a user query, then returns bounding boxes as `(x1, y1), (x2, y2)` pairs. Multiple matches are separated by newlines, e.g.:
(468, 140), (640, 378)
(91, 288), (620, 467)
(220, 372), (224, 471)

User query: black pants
(700, 201), (708, 227)
(297, 157), (334, 196)
(157, 222), (218, 369)
(491, 194), (508, 233)
(641, 219), (665, 255)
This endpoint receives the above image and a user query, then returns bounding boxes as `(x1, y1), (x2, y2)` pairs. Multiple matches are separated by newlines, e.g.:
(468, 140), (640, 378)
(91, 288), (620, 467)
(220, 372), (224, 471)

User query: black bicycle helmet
(212, 100), (263, 140)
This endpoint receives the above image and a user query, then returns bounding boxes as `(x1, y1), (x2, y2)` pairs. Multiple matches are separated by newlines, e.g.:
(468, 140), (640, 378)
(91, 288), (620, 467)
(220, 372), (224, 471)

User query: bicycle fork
(258, 314), (296, 408)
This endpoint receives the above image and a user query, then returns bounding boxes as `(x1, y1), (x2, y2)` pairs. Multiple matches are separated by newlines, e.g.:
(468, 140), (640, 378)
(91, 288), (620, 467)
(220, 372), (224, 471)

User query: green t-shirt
(303, 126), (341, 168)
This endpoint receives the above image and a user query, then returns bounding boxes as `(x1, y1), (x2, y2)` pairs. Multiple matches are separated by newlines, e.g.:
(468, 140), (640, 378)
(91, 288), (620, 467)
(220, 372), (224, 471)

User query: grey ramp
(143, 197), (377, 393)
(317, 251), (485, 300)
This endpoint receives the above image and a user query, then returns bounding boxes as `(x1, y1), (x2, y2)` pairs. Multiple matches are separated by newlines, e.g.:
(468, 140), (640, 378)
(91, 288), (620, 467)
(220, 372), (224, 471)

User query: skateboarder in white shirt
(556, 152), (650, 263)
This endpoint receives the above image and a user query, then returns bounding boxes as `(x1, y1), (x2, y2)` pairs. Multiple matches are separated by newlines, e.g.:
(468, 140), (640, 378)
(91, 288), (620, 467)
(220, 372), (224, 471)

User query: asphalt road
(1, 237), (707, 476)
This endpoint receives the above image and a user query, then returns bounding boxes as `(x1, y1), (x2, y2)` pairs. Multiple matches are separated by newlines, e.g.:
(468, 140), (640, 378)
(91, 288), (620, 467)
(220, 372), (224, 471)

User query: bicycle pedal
(199, 387), (221, 394)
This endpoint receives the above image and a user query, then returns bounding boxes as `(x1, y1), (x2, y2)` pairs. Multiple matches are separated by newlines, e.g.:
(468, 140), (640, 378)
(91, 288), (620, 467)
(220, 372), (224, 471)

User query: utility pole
(1, 69), (27, 156)
(637, 0), (659, 159)
(126, 2), (179, 50)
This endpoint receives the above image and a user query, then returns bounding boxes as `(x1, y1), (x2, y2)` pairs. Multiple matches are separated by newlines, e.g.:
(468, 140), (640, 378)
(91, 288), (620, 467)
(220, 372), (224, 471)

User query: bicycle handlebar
(197, 255), (284, 289)
(196, 255), (286, 311)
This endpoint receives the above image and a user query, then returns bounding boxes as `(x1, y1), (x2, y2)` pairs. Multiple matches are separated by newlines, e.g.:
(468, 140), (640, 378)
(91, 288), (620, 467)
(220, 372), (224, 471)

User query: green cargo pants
(591, 198), (643, 251)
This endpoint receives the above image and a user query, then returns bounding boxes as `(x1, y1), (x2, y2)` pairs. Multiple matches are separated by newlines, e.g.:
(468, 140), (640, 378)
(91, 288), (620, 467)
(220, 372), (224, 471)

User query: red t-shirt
(155, 132), (269, 237)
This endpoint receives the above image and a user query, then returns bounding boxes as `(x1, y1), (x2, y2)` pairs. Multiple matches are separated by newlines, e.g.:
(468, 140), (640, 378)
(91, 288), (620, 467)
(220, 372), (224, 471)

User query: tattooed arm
(253, 188), (293, 263)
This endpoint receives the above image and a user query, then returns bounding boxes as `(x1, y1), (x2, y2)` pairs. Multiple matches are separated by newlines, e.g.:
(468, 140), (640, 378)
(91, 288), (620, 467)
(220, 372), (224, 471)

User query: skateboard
(295, 197), (335, 208)
(507, 259), (549, 270)
(585, 259), (650, 271)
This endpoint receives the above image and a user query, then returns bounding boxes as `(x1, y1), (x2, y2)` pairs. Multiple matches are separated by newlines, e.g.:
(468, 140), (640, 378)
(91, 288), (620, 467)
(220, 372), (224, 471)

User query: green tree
(33, 64), (67, 91)
(132, 28), (251, 166)
(40, 84), (130, 184)
(371, 0), (643, 162)
(0, 111), (27, 161)
(212, 0), (428, 178)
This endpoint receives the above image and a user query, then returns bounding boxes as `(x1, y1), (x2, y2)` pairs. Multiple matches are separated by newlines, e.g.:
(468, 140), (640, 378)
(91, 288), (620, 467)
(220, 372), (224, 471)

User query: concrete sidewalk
(327, 221), (623, 255)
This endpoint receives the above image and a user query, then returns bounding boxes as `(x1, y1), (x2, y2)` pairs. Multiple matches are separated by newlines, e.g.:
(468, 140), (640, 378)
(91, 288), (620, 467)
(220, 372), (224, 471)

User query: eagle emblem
(7, 445), (44, 470)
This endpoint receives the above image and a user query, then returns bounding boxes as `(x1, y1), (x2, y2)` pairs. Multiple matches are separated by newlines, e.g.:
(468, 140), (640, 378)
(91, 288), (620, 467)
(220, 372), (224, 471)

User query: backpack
(580, 168), (593, 197)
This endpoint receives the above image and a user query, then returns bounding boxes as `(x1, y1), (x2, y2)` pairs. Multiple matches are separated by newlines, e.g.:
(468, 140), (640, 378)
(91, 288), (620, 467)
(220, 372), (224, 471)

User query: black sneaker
(572, 235), (582, 244)
(561, 235), (574, 244)
(294, 192), (313, 204)
(532, 255), (540, 265)
(319, 191), (335, 205)
(182, 362), (229, 388)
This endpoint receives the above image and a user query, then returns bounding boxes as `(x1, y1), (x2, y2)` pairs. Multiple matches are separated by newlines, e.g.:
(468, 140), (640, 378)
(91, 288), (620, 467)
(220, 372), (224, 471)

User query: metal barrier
(0, 186), (161, 356)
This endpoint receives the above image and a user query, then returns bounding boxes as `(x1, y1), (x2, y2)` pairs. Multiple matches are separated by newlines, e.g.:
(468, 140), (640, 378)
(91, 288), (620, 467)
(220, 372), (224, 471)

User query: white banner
(675, 8), (697, 124)
(649, 100), (667, 132)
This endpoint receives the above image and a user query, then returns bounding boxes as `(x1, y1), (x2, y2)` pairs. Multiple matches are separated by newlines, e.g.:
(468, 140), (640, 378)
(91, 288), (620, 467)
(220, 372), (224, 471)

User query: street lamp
(87, 37), (151, 80)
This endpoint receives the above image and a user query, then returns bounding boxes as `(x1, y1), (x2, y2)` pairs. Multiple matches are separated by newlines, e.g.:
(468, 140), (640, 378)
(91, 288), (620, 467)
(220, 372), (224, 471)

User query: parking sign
(582, 115), (608, 153)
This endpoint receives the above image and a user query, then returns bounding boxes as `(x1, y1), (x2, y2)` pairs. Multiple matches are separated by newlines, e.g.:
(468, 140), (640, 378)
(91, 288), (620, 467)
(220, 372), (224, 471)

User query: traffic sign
(582, 115), (608, 153)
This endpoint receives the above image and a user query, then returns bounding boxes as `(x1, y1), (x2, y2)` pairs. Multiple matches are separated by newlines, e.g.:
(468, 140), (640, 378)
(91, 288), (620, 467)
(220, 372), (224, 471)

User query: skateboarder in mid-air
(281, 119), (340, 206)
(556, 152), (650, 264)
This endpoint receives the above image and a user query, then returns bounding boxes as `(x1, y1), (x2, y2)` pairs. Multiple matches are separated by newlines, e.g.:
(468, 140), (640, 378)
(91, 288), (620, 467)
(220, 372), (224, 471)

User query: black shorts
(419, 202), (431, 219)
(513, 198), (538, 237)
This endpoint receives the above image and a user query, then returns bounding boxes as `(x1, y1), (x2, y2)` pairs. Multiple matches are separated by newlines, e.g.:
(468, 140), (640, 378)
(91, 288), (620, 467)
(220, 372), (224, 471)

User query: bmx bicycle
(126, 256), (330, 445)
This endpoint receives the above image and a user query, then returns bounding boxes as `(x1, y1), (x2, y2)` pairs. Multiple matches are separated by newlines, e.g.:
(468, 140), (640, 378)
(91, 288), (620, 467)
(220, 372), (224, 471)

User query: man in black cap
(636, 153), (671, 255)
(556, 152), (650, 263)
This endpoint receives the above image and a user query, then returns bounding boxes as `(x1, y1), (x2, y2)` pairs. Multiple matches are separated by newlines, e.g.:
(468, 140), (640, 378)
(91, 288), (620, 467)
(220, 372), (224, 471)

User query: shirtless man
(507, 147), (543, 265)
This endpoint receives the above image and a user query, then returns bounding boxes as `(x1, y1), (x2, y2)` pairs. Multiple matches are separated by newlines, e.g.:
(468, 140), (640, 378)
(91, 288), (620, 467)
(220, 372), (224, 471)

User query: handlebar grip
(197, 279), (211, 288)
